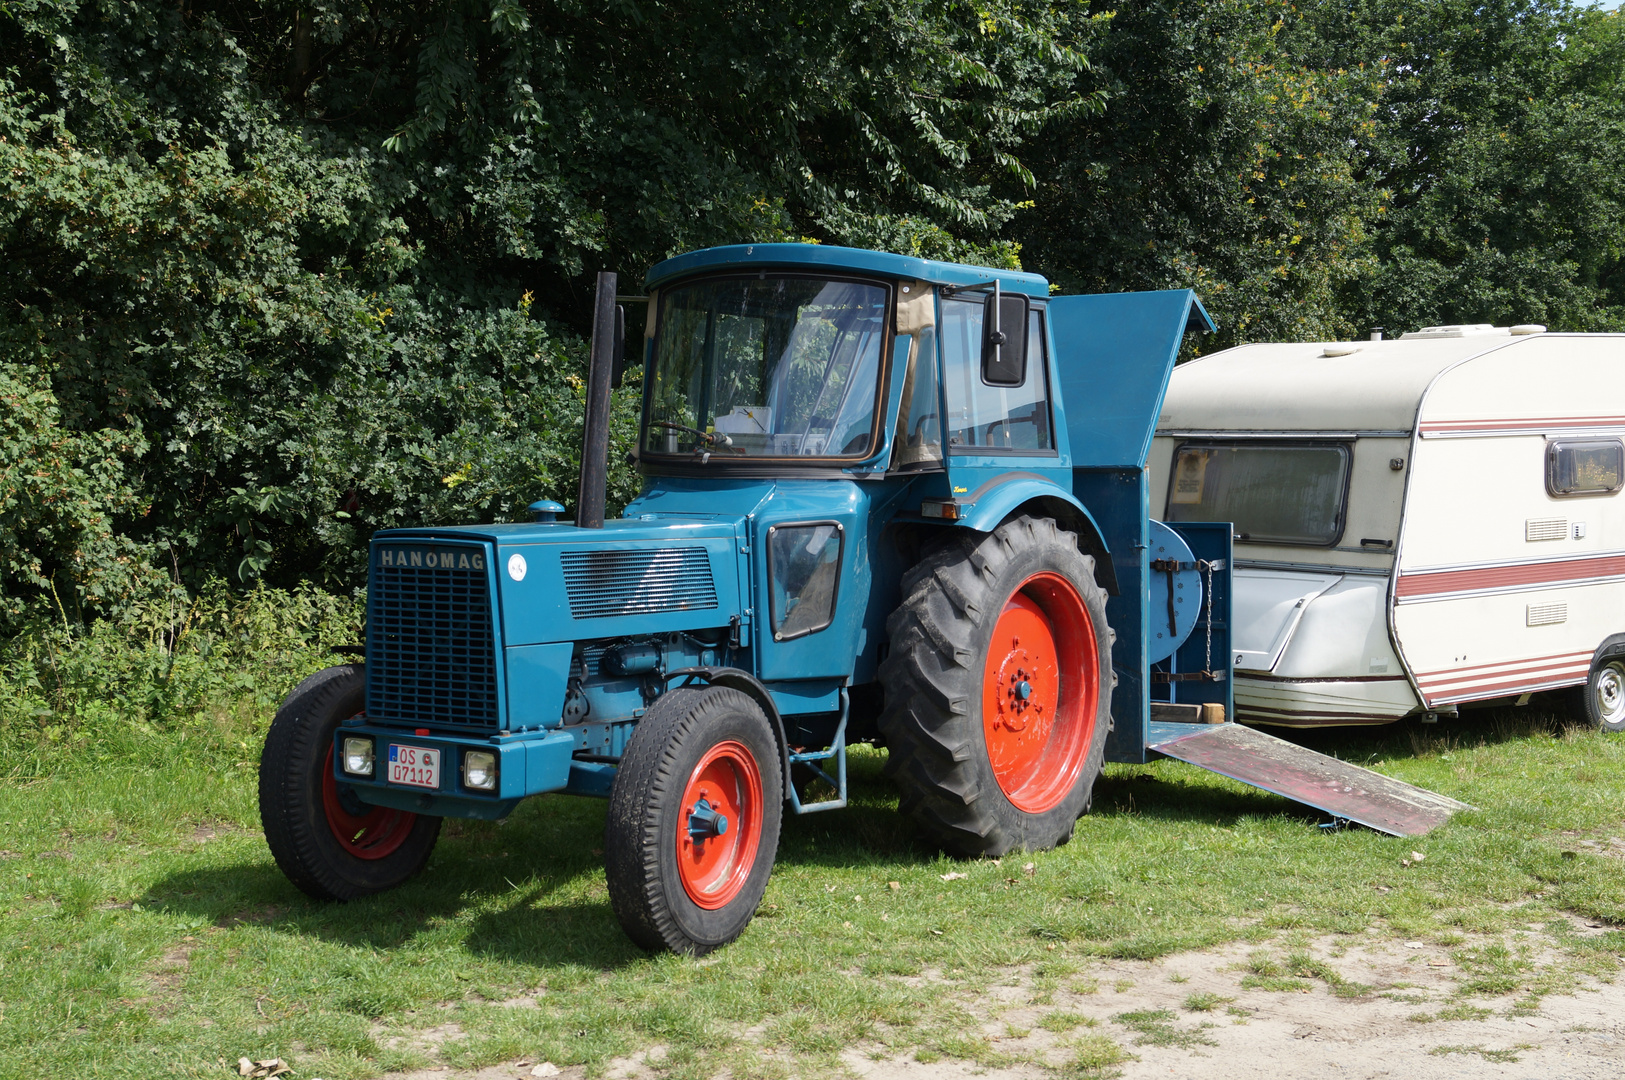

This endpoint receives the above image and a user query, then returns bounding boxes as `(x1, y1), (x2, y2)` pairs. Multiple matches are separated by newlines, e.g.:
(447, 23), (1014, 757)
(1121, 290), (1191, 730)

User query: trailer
(260, 245), (1471, 956)
(1150, 324), (1625, 733)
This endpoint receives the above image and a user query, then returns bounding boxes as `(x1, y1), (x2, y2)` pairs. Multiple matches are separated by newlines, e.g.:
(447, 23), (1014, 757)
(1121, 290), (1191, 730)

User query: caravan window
(1547, 439), (1624, 497)
(1167, 443), (1350, 546)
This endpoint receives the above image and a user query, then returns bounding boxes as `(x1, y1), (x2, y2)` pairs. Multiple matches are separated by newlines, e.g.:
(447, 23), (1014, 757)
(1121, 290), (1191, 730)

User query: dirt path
(845, 938), (1624, 1080)
(383, 936), (1624, 1080)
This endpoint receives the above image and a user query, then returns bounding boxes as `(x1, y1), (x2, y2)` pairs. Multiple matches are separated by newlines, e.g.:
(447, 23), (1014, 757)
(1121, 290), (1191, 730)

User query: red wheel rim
(981, 571), (1100, 814)
(676, 740), (764, 909)
(322, 746), (416, 860)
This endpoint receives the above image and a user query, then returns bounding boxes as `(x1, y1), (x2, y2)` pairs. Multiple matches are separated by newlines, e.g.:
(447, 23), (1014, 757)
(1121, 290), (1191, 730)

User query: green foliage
(1308, 0), (1625, 332)
(0, 582), (361, 775)
(1020, 0), (1387, 347)
(0, 0), (1094, 625)
(0, 0), (1622, 631)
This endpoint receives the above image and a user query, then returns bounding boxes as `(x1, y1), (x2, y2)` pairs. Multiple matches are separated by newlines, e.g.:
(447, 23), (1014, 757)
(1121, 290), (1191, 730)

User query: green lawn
(3, 707), (1623, 1080)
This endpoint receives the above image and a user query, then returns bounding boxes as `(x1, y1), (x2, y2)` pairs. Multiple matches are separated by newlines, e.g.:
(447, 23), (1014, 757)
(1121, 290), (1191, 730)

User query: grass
(1, 703), (1624, 1079)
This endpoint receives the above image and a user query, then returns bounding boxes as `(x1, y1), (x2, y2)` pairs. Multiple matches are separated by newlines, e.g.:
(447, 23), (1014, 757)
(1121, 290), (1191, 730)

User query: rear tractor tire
(259, 665), (442, 900)
(605, 685), (784, 955)
(878, 515), (1115, 857)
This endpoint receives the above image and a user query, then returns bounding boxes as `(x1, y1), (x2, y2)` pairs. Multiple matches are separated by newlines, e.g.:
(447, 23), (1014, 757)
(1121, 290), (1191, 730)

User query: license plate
(387, 744), (441, 789)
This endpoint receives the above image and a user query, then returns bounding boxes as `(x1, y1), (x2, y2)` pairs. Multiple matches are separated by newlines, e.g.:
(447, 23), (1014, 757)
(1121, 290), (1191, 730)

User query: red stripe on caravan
(1424, 670), (1589, 706)
(1415, 649), (1593, 687)
(1396, 554), (1625, 598)
(1418, 661), (1592, 695)
(1420, 415), (1625, 434)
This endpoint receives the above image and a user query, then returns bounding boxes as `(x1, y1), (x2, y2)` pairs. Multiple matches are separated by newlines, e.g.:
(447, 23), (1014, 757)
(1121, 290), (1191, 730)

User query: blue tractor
(259, 244), (1465, 954)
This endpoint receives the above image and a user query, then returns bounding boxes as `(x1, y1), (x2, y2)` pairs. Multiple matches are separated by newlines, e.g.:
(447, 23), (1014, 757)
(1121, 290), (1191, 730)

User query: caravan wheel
(1578, 657), (1625, 734)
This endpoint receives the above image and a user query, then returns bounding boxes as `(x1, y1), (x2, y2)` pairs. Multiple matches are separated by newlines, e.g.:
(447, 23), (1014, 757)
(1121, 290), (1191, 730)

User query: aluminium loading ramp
(1146, 721), (1474, 837)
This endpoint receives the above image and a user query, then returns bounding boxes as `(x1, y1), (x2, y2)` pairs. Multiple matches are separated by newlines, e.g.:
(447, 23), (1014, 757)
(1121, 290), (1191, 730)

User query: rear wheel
(259, 665), (441, 900)
(1572, 656), (1625, 733)
(605, 685), (783, 955)
(879, 515), (1115, 856)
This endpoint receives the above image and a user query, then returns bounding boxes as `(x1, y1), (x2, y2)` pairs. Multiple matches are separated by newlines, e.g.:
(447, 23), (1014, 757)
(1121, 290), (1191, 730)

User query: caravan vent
(1527, 602), (1568, 626)
(1526, 518), (1568, 542)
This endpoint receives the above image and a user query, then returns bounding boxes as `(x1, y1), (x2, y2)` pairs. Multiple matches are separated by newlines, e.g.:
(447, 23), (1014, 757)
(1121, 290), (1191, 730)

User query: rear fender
(955, 479), (1119, 596)
(1592, 634), (1625, 668)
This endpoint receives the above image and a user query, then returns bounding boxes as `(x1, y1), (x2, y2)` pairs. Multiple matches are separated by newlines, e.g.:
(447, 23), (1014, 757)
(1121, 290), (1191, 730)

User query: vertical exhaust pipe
(577, 271), (617, 529)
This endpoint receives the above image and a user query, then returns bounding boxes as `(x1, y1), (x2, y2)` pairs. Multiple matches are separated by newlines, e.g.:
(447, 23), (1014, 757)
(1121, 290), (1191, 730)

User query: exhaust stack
(577, 271), (617, 529)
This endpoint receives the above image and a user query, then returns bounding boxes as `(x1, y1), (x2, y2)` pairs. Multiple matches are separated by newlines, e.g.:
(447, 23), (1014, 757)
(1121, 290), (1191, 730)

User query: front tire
(605, 685), (784, 955)
(259, 665), (442, 900)
(1572, 656), (1625, 733)
(879, 515), (1114, 856)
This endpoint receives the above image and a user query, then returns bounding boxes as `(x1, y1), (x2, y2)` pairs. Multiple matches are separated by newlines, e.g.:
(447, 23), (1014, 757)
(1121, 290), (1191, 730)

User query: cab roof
(645, 243), (1051, 299)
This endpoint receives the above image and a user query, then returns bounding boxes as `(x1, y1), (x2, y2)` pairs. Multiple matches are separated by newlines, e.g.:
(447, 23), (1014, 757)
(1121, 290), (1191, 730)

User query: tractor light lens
(341, 737), (375, 776)
(463, 751), (498, 791)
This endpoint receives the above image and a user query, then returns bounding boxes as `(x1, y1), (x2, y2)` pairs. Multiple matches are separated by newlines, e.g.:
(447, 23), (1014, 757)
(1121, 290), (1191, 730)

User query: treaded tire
(259, 665), (442, 900)
(605, 685), (783, 955)
(1570, 655), (1625, 734)
(878, 515), (1115, 857)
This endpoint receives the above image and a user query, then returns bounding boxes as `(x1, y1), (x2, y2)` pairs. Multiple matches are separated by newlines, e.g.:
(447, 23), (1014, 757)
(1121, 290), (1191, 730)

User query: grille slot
(562, 547), (718, 619)
(1526, 517), (1568, 541)
(368, 545), (499, 728)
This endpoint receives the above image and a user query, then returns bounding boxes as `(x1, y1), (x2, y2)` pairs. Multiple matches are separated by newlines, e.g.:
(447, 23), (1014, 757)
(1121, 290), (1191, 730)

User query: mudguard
(954, 475), (1119, 596)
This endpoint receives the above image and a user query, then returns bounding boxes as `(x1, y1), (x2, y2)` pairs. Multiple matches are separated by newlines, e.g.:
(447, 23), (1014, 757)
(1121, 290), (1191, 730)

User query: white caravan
(1148, 325), (1625, 732)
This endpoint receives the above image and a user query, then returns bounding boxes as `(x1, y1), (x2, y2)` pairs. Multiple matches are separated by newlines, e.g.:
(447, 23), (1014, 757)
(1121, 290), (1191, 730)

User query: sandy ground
(379, 934), (1624, 1080)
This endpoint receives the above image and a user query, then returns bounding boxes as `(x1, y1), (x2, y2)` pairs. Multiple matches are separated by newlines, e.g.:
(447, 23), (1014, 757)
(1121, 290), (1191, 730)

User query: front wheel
(879, 515), (1115, 856)
(1572, 656), (1625, 733)
(259, 665), (442, 900)
(605, 685), (783, 955)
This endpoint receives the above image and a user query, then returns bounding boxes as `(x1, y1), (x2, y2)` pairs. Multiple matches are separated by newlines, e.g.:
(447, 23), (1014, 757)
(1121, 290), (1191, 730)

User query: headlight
(341, 737), (375, 776)
(463, 750), (498, 791)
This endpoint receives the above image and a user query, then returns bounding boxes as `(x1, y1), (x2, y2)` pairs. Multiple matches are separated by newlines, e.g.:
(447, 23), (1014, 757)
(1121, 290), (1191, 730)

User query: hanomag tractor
(259, 244), (1470, 955)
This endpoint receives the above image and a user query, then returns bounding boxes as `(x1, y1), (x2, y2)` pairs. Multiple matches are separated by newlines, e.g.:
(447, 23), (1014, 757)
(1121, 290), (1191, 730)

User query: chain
(1203, 558), (1214, 676)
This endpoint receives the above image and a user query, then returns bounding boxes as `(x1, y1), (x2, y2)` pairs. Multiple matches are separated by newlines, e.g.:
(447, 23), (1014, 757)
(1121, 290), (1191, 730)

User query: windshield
(645, 276), (889, 459)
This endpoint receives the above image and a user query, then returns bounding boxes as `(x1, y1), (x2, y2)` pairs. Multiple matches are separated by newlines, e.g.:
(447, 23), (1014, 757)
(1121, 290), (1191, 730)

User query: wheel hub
(686, 794), (730, 841)
(1599, 664), (1625, 724)
(979, 574), (1101, 815)
(993, 645), (1046, 734)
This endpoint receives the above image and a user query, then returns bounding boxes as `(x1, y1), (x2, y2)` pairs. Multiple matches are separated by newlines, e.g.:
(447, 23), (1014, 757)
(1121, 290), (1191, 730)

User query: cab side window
(941, 301), (1052, 452)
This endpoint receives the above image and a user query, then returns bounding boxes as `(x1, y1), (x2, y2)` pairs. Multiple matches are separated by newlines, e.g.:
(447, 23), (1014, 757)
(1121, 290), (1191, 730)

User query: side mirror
(981, 288), (1030, 386)
(609, 304), (628, 390)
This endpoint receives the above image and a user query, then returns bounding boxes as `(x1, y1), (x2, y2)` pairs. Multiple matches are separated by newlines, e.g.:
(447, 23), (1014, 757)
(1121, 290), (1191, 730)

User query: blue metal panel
(1152, 522), (1233, 720)
(767, 680), (843, 716)
(1048, 290), (1215, 469)
(752, 480), (872, 682)
(646, 243), (1050, 298)
(504, 642), (573, 730)
(1145, 521), (1199, 665)
(1073, 467), (1152, 764)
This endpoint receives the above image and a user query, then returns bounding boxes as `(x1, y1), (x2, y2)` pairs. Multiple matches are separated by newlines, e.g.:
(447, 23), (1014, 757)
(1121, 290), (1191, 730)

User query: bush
(0, 581), (362, 775)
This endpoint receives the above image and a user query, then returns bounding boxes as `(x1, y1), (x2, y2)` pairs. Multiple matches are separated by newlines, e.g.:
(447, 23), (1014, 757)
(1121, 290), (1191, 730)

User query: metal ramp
(1146, 721), (1474, 837)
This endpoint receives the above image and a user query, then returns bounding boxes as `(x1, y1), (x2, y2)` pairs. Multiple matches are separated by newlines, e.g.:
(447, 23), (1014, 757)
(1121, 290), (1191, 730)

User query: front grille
(561, 547), (718, 619)
(368, 544), (499, 728)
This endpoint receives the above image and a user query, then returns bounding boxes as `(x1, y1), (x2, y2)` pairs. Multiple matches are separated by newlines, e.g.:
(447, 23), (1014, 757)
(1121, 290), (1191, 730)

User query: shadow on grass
(135, 748), (940, 967)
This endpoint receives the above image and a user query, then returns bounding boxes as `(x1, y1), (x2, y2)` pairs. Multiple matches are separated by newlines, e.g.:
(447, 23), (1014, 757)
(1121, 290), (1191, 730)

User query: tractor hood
(375, 516), (747, 647)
